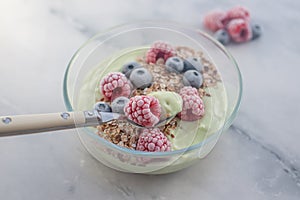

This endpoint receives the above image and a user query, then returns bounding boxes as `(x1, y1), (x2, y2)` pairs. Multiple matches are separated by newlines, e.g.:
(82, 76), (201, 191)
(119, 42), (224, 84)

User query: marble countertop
(0, 0), (300, 199)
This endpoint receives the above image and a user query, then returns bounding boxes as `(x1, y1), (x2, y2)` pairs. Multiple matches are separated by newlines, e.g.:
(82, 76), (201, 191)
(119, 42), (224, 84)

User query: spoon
(0, 109), (175, 137)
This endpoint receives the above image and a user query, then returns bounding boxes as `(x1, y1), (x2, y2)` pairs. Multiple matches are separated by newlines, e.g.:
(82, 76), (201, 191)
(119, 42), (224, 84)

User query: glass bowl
(63, 21), (242, 174)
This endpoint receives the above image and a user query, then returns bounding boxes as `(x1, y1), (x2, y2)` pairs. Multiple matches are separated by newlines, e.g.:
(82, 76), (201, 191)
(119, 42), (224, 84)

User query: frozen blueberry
(121, 61), (142, 78)
(183, 70), (203, 89)
(251, 23), (262, 40)
(129, 67), (153, 89)
(214, 29), (230, 45)
(111, 96), (129, 114)
(183, 57), (203, 73)
(94, 102), (112, 112)
(165, 56), (184, 73)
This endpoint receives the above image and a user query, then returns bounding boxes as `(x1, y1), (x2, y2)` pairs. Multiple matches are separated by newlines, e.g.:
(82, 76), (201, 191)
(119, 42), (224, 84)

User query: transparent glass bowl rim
(63, 21), (243, 157)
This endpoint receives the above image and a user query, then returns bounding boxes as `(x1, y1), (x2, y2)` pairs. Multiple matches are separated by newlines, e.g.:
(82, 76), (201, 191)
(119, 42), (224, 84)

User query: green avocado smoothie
(76, 45), (229, 174)
(78, 47), (227, 150)
(148, 91), (183, 119)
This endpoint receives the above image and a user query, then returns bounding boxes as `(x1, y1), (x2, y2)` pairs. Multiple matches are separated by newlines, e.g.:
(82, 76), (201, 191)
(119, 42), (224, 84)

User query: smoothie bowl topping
(94, 41), (223, 152)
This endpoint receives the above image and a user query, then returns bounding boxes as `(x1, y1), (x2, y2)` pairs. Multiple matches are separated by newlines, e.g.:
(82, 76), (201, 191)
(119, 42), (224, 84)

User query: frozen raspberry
(179, 86), (199, 96)
(227, 18), (252, 43)
(178, 94), (205, 121)
(124, 95), (161, 127)
(136, 128), (171, 152)
(227, 6), (250, 21)
(146, 41), (175, 64)
(100, 72), (131, 101)
(203, 9), (228, 32)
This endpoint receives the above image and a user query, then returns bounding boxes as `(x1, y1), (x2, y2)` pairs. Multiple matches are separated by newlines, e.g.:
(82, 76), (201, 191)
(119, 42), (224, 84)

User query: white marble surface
(1, 0), (300, 199)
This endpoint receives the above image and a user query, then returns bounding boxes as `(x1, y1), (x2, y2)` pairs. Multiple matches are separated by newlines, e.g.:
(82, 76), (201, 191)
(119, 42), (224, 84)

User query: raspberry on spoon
(124, 95), (161, 127)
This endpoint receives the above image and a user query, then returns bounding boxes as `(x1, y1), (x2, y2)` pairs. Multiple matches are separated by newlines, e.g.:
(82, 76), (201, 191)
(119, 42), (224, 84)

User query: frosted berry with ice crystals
(214, 29), (231, 45)
(165, 56), (184, 73)
(203, 9), (228, 32)
(111, 96), (129, 114)
(124, 95), (161, 127)
(146, 41), (175, 64)
(121, 61), (142, 78)
(178, 94), (205, 121)
(179, 86), (199, 96)
(129, 68), (153, 89)
(227, 18), (252, 43)
(100, 72), (131, 101)
(251, 23), (262, 40)
(136, 128), (171, 152)
(226, 5), (250, 21)
(183, 70), (203, 89)
(94, 102), (112, 112)
(183, 57), (204, 72)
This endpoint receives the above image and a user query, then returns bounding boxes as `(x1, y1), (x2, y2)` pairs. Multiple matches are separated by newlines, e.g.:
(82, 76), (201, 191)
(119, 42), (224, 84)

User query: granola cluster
(97, 120), (138, 149)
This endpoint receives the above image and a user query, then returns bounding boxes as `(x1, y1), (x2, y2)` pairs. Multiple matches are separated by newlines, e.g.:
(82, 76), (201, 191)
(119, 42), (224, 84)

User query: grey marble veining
(1, 0), (300, 199)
